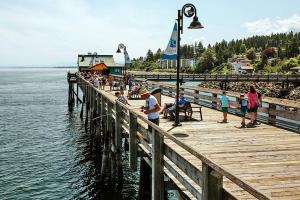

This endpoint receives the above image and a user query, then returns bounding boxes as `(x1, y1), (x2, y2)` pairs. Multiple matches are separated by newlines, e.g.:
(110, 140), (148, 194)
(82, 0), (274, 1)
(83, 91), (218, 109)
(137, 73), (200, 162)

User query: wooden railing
(130, 73), (300, 83)
(134, 79), (300, 133)
(77, 74), (274, 200)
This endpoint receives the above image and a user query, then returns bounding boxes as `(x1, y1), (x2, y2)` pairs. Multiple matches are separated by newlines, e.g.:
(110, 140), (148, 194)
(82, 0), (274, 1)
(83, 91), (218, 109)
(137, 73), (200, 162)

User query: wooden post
(138, 158), (151, 199)
(202, 163), (223, 200)
(268, 103), (276, 125)
(212, 93), (218, 109)
(76, 81), (79, 105)
(129, 112), (137, 171)
(107, 102), (113, 134)
(115, 102), (122, 149)
(152, 129), (164, 200)
(194, 90), (199, 104)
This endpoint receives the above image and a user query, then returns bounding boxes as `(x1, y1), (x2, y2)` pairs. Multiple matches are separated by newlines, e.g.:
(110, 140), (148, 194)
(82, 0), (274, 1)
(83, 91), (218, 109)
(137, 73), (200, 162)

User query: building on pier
(77, 52), (125, 75)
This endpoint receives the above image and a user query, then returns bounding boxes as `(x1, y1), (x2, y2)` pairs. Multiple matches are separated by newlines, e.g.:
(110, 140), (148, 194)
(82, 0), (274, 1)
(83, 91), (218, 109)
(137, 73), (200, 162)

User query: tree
(195, 41), (205, 57)
(246, 48), (256, 60)
(146, 49), (154, 61)
(263, 47), (276, 58)
(196, 48), (216, 73)
(154, 48), (162, 60)
(240, 43), (247, 54)
(286, 38), (299, 58)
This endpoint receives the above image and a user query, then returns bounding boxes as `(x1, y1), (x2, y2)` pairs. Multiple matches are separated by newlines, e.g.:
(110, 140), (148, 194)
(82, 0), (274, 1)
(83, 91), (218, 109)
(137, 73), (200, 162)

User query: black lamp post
(116, 43), (129, 76)
(174, 3), (204, 126)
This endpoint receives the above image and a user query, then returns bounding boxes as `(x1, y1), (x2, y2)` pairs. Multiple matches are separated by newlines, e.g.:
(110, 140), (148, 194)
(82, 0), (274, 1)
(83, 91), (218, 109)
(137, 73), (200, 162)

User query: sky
(0, 0), (300, 66)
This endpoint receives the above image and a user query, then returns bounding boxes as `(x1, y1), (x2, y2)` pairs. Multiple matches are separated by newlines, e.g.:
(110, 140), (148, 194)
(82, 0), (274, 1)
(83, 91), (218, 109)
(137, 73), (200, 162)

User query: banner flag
(162, 23), (178, 59)
(124, 50), (132, 64)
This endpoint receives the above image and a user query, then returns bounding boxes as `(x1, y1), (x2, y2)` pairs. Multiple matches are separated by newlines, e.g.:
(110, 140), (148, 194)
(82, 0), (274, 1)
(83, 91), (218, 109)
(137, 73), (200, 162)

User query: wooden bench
(180, 101), (203, 121)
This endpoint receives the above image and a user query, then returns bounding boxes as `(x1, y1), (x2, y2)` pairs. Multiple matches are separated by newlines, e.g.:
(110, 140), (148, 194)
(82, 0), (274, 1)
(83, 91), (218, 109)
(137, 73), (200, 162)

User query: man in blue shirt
(168, 93), (187, 121)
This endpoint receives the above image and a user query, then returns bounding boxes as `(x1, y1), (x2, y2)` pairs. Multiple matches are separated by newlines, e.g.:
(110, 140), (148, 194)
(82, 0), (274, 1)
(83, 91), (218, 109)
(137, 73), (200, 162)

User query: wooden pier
(69, 72), (300, 200)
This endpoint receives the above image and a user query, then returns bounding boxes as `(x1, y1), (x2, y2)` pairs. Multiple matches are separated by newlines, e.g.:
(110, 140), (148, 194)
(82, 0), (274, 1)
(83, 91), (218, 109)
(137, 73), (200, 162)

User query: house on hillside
(77, 53), (125, 75)
(228, 55), (252, 74)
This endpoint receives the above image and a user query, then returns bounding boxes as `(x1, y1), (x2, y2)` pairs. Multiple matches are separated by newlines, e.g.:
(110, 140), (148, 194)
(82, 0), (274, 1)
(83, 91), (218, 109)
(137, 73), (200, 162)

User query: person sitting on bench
(167, 93), (187, 121)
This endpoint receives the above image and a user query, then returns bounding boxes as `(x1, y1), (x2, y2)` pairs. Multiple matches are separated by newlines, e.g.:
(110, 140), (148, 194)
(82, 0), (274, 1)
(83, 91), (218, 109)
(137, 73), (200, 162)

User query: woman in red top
(247, 85), (262, 126)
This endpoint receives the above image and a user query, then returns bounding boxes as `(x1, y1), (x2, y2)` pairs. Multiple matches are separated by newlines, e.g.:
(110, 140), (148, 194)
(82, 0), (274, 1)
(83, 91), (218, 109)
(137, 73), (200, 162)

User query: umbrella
(88, 63), (108, 71)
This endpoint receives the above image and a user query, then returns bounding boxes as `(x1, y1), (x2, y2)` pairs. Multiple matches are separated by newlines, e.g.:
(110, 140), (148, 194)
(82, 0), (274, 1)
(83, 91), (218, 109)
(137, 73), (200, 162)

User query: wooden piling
(152, 129), (164, 200)
(202, 163), (223, 200)
(115, 102), (122, 149)
(129, 112), (137, 171)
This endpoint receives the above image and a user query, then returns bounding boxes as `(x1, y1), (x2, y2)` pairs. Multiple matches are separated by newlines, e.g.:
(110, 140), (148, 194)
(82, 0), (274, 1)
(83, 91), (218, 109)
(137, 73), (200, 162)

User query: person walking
(247, 85), (261, 127)
(139, 88), (161, 132)
(220, 91), (229, 123)
(238, 93), (248, 128)
(108, 75), (114, 91)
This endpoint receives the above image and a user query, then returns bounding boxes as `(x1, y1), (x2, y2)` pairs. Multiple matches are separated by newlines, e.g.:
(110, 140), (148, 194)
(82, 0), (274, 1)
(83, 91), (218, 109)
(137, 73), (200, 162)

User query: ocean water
(0, 67), (138, 200)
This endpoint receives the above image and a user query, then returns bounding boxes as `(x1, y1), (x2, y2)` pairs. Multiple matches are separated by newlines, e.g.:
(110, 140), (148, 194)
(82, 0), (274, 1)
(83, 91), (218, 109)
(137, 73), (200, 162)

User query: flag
(162, 23), (178, 59)
(124, 50), (132, 64)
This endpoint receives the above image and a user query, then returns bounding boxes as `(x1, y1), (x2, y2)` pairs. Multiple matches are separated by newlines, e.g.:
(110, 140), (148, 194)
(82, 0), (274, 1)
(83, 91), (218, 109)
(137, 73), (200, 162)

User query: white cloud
(243, 14), (300, 35)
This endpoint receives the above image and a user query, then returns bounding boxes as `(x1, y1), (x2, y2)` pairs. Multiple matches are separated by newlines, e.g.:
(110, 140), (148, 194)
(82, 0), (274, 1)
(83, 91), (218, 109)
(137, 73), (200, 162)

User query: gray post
(268, 103), (276, 125)
(202, 163), (223, 200)
(151, 129), (164, 200)
(115, 102), (122, 149)
(129, 112), (137, 171)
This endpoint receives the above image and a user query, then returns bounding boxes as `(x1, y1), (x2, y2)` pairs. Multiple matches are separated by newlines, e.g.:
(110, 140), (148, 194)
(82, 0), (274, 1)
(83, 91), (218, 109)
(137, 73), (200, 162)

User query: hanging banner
(124, 50), (132, 64)
(162, 22), (177, 59)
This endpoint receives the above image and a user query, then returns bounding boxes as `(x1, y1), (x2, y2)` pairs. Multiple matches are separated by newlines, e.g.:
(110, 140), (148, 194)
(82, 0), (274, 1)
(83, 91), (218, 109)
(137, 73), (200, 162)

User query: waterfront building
(77, 52), (125, 75)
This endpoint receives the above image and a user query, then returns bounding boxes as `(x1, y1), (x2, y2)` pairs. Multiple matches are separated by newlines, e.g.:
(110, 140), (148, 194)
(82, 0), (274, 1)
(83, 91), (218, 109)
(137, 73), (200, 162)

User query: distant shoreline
(0, 66), (76, 68)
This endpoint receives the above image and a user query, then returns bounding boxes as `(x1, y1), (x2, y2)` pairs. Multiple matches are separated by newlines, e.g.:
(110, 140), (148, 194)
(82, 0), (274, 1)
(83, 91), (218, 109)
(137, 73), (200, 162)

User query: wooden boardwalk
(104, 88), (300, 200)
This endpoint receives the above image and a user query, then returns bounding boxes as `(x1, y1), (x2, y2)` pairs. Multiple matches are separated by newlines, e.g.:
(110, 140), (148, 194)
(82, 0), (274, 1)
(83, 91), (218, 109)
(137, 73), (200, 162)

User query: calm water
(0, 67), (138, 200)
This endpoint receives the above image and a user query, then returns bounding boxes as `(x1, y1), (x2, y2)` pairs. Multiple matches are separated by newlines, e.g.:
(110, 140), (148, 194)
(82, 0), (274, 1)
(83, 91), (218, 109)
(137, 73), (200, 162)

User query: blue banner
(162, 23), (178, 59)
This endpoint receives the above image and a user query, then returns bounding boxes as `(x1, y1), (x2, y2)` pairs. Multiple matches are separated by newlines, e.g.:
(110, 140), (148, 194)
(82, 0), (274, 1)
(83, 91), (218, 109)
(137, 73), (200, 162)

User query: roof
(240, 66), (254, 70)
(78, 54), (117, 67)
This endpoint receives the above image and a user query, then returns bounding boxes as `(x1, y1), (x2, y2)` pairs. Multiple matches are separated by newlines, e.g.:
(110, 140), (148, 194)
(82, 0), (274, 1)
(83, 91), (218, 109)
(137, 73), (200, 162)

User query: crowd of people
(80, 71), (133, 91)
(220, 85), (262, 128)
(81, 71), (264, 129)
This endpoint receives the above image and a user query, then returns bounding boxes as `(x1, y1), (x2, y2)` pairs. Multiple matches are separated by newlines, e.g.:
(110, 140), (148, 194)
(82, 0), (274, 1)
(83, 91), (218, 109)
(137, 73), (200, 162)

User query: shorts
(248, 107), (258, 113)
(240, 111), (246, 117)
(240, 107), (247, 117)
(222, 107), (228, 112)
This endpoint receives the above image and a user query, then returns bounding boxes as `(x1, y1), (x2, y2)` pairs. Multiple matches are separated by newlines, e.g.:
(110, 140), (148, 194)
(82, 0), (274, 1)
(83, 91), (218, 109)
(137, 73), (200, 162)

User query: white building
(158, 58), (196, 69)
(77, 52), (125, 75)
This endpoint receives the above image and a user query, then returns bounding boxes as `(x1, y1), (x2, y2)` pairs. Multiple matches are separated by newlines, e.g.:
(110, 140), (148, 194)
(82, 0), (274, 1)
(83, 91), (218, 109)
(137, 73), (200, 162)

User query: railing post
(194, 90), (199, 104)
(202, 163), (223, 200)
(115, 102), (122, 149)
(129, 112), (137, 171)
(107, 102), (113, 134)
(212, 93), (218, 109)
(152, 128), (164, 200)
(268, 103), (276, 125)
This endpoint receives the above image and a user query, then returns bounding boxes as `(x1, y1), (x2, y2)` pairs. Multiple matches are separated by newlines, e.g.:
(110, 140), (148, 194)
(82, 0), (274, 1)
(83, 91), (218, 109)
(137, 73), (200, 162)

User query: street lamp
(174, 3), (204, 126)
(116, 43), (130, 76)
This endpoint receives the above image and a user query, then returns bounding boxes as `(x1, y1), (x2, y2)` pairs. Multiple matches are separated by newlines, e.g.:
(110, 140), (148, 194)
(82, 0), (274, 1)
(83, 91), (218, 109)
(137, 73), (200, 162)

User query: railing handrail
(129, 73), (300, 82)
(78, 74), (272, 199)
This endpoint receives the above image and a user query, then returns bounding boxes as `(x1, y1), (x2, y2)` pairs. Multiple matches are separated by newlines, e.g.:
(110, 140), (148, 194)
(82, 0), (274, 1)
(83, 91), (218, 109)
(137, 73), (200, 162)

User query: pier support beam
(202, 163), (223, 200)
(115, 103), (122, 149)
(152, 129), (165, 200)
(129, 112), (137, 171)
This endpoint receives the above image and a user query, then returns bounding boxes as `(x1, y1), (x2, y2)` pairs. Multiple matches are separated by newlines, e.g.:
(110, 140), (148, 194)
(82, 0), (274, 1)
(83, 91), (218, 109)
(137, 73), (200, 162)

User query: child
(220, 91), (229, 123)
(115, 91), (129, 105)
(238, 94), (248, 128)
